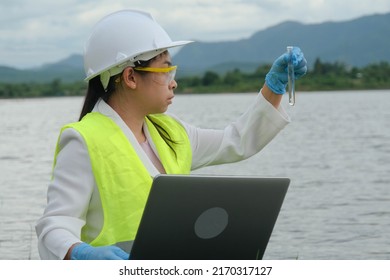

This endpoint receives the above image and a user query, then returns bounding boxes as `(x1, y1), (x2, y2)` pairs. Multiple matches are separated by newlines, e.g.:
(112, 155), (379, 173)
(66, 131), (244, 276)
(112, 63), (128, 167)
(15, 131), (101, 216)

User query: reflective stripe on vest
(54, 112), (192, 246)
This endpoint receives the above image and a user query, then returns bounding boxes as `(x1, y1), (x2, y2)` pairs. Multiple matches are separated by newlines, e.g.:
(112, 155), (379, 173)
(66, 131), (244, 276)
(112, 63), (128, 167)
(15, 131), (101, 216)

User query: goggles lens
(134, 66), (177, 85)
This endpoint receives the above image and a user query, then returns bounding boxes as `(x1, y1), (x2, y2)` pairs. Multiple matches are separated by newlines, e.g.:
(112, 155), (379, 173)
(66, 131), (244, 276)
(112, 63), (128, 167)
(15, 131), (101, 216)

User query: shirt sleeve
(178, 91), (291, 170)
(35, 128), (94, 259)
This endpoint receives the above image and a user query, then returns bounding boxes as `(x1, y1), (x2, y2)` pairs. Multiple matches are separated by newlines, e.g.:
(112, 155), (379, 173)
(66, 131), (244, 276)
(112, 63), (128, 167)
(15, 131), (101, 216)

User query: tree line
(1, 59), (389, 98)
(176, 59), (390, 93)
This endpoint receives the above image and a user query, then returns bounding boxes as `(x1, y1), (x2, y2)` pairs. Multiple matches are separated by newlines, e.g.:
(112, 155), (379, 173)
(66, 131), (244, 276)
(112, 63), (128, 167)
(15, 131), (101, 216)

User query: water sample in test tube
(287, 46), (295, 106)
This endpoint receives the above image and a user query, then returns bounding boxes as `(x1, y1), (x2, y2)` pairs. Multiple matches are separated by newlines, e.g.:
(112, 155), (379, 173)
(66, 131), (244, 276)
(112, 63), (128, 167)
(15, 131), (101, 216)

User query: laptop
(129, 174), (290, 260)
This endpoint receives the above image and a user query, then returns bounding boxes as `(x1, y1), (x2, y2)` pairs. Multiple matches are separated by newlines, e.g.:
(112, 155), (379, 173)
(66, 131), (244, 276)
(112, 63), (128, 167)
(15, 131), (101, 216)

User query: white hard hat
(84, 9), (193, 88)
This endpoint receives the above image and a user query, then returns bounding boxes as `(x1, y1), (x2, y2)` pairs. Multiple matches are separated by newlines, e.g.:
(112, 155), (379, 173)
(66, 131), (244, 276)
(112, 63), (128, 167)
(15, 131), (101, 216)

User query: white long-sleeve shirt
(35, 91), (290, 259)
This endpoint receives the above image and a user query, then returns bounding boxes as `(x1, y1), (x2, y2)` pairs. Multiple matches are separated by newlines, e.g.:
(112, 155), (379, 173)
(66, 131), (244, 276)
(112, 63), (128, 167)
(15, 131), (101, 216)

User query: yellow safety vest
(53, 112), (192, 246)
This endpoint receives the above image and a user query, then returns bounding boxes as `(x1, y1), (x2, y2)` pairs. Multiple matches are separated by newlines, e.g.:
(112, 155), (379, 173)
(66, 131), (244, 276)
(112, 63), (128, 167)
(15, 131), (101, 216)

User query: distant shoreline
(1, 88), (389, 101)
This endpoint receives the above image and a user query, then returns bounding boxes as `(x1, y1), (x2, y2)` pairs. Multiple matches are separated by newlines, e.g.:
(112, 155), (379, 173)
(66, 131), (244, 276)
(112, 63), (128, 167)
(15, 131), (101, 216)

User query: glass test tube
(287, 46), (295, 106)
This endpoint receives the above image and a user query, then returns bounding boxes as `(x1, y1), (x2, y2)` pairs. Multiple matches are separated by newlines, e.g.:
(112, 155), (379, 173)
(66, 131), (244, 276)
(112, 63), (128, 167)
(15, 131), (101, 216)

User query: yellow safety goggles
(134, 66), (177, 86)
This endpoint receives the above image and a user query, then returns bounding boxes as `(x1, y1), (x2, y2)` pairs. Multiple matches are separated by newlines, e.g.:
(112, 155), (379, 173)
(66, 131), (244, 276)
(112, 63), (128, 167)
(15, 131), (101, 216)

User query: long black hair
(79, 76), (110, 121)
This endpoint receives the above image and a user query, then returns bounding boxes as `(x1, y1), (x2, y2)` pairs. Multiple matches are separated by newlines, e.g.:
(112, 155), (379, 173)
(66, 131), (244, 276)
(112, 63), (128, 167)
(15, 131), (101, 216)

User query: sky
(1, 0), (390, 69)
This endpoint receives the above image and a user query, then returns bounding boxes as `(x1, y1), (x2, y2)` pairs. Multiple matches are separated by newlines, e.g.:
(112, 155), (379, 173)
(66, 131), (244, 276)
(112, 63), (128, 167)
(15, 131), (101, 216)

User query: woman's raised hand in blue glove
(70, 242), (130, 260)
(265, 47), (307, 94)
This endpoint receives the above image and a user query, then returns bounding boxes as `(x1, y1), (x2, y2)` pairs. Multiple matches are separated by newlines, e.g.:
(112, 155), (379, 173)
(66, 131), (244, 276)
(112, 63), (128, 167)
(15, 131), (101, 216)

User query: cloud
(1, 0), (389, 68)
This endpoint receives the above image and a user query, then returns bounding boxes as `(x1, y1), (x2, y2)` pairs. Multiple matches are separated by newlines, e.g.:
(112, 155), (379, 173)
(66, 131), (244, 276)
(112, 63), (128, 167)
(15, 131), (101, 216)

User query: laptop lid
(130, 174), (290, 260)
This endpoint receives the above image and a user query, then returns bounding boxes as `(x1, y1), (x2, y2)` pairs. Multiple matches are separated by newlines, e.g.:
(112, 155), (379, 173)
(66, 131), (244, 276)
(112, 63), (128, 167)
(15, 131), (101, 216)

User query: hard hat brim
(85, 40), (194, 82)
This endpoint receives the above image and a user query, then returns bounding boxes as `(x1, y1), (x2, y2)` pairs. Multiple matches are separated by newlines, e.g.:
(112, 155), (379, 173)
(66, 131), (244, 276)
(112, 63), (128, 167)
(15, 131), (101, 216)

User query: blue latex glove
(71, 243), (130, 260)
(265, 46), (307, 94)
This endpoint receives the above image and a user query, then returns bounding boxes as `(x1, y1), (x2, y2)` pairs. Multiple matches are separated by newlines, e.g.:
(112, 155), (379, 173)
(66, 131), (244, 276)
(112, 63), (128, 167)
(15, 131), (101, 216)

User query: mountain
(0, 54), (84, 84)
(1, 12), (390, 83)
(174, 12), (390, 76)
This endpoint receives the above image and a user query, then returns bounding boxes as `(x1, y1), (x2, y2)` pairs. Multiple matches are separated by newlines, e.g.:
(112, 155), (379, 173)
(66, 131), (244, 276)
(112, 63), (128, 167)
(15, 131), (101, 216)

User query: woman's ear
(122, 67), (137, 89)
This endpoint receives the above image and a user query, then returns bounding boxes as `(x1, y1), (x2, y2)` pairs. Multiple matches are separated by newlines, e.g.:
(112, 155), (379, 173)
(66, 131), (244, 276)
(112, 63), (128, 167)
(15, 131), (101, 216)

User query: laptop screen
(130, 174), (290, 260)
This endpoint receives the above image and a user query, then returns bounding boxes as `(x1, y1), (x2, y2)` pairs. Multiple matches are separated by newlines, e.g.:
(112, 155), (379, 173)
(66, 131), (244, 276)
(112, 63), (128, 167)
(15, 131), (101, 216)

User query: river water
(0, 90), (389, 260)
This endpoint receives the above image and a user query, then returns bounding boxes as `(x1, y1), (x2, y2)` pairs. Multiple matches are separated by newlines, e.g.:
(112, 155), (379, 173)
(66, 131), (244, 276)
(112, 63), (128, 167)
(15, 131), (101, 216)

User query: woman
(36, 9), (307, 260)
